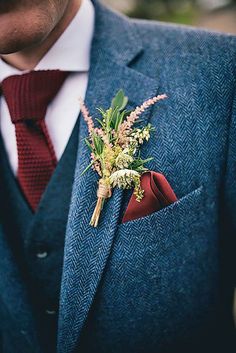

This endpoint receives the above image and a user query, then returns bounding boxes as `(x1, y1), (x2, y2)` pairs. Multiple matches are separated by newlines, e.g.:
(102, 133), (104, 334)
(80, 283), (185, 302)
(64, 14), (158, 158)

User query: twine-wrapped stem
(90, 179), (112, 227)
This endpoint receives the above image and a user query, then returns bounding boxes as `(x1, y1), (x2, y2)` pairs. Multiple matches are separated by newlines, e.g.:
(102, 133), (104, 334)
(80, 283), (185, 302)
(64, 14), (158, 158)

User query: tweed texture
(0, 0), (236, 353)
(1, 70), (68, 210)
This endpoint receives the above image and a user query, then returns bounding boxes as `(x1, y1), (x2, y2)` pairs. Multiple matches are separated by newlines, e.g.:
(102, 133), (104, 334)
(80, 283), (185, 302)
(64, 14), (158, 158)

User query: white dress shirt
(0, 0), (95, 175)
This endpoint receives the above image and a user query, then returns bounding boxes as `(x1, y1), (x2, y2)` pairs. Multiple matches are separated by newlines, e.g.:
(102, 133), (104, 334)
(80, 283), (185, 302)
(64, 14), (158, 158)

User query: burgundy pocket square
(122, 171), (178, 223)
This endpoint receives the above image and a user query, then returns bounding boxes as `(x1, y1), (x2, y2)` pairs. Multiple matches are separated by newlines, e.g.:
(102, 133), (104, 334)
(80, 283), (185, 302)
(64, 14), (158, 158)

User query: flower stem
(90, 197), (104, 227)
(90, 179), (112, 227)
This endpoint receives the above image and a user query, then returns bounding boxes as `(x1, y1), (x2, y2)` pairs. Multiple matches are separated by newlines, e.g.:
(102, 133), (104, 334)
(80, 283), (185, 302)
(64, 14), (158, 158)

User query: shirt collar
(0, 0), (95, 80)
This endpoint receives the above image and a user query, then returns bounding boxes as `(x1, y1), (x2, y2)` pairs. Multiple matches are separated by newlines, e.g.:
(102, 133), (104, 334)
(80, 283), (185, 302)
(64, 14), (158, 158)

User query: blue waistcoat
(0, 0), (236, 353)
(0, 119), (79, 353)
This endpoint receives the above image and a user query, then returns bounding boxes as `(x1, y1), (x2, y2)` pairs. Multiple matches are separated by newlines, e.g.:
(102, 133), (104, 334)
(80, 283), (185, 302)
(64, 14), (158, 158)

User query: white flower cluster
(131, 126), (151, 145)
(115, 149), (134, 169)
(109, 169), (140, 189)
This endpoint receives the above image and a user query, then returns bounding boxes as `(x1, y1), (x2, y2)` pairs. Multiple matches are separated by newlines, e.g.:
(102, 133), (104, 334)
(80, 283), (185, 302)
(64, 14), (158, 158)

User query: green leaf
(110, 106), (119, 129)
(84, 138), (93, 152)
(95, 118), (104, 127)
(130, 156), (154, 172)
(142, 157), (154, 164)
(111, 89), (128, 111)
(114, 110), (126, 131)
(119, 96), (128, 111)
(97, 107), (106, 116)
(93, 134), (104, 156)
(80, 160), (95, 176)
(136, 166), (149, 173)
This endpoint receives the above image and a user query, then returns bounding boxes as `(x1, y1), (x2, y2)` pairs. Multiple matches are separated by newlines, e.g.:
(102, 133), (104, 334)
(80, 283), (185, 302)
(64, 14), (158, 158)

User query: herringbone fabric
(1, 70), (69, 211)
(0, 1), (236, 353)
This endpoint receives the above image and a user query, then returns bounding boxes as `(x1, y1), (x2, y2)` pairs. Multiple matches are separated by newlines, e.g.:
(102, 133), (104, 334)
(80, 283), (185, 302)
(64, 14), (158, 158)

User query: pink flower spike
(118, 94), (167, 139)
(126, 94), (167, 124)
(79, 97), (94, 135)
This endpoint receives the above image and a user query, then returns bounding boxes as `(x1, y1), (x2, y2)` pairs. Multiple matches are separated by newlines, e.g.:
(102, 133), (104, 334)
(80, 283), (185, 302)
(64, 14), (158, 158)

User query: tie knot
(1, 70), (69, 124)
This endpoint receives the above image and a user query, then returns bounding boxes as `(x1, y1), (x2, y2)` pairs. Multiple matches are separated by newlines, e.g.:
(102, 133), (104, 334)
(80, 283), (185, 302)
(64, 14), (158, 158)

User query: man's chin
(0, 41), (40, 56)
(0, 38), (37, 56)
(0, 11), (52, 55)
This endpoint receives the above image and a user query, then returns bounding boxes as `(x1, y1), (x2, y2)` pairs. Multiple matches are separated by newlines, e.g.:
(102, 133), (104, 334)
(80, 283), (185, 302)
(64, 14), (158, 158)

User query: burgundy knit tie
(1, 70), (69, 211)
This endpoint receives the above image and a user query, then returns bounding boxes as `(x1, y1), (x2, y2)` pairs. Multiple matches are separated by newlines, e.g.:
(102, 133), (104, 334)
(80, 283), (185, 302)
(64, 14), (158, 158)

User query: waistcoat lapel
(58, 2), (160, 353)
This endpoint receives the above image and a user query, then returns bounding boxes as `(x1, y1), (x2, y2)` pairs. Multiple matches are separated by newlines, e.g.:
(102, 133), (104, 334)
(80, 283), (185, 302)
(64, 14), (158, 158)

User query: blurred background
(102, 0), (236, 34)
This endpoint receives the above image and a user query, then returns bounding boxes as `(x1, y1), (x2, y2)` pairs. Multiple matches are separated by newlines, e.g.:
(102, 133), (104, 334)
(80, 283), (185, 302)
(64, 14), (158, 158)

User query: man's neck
(1, 0), (82, 71)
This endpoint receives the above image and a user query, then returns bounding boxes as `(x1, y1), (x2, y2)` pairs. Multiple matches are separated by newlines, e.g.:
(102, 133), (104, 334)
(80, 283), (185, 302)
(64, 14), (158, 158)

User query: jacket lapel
(57, 2), (160, 353)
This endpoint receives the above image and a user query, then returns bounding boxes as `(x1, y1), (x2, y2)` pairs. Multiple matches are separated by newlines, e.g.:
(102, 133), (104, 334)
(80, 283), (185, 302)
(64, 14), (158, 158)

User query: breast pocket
(102, 185), (219, 350)
(110, 184), (213, 290)
(116, 185), (205, 251)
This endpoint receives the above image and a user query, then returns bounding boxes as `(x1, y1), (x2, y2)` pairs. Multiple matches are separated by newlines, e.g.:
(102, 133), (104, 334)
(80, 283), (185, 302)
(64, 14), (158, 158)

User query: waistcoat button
(36, 251), (48, 259)
(46, 309), (57, 315)
(35, 244), (49, 259)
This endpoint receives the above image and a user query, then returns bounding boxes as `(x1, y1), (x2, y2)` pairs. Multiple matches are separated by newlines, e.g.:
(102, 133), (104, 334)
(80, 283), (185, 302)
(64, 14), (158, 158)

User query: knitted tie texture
(1, 70), (69, 211)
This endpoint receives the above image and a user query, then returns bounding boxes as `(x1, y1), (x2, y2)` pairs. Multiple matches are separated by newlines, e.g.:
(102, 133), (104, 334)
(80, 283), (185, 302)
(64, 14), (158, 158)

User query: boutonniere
(80, 90), (167, 227)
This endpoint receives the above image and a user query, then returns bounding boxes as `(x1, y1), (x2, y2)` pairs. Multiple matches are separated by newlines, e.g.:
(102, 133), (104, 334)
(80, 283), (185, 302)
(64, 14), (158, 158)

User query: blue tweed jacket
(0, 1), (236, 353)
